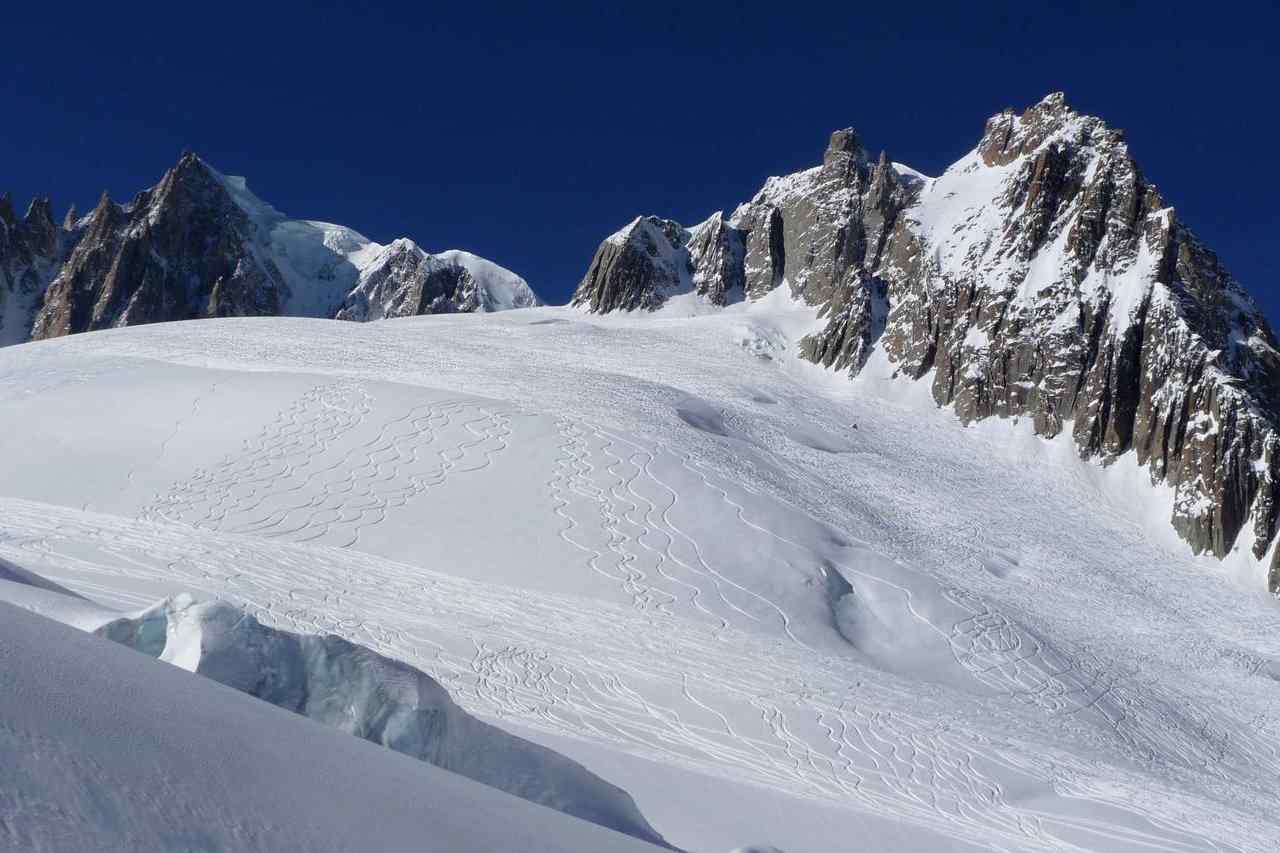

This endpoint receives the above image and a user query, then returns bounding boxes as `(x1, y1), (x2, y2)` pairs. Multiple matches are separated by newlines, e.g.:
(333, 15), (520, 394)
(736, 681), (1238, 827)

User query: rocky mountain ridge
(573, 93), (1280, 591)
(0, 154), (539, 345)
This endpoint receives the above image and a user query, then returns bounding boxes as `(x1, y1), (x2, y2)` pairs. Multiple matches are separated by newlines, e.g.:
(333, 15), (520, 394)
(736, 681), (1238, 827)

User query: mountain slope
(0, 309), (1277, 851)
(573, 93), (1280, 590)
(0, 560), (668, 845)
(0, 154), (538, 344)
(0, 599), (666, 853)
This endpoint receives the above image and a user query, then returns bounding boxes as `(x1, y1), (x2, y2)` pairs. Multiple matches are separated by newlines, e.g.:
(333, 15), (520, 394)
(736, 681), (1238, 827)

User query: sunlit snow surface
(1, 294), (1278, 852)
(0, 601), (663, 852)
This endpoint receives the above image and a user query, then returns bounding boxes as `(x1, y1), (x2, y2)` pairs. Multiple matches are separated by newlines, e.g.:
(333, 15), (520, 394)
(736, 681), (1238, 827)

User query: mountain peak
(572, 96), (1280, 588)
(173, 150), (209, 173)
(159, 150), (225, 196)
(822, 127), (869, 171)
(5, 153), (538, 346)
(24, 197), (55, 229)
(977, 92), (1126, 167)
(1034, 90), (1070, 110)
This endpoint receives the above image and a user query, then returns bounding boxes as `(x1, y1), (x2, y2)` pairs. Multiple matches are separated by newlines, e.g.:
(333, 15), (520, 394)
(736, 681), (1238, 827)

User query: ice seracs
(100, 594), (671, 847)
(0, 153), (539, 345)
(0, 599), (665, 853)
(0, 563), (670, 847)
(573, 92), (1280, 592)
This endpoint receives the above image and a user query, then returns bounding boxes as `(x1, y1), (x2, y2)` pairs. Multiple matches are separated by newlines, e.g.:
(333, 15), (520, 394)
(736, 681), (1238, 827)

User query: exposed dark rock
(574, 93), (1280, 590)
(336, 239), (492, 320)
(572, 216), (691, 313)
(3, 153), (537, 344)
(0, 191), (80, 344)
(737, 203), (785, 299)
(33, 155), (287, 339)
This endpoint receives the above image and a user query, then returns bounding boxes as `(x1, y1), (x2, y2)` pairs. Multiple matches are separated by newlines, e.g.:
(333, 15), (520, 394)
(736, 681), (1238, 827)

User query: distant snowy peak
(574, 93), (1280, 590)
(207, 160), (539, 318)
(0, 153), (538, 345)
(435, 249), (541, 312)
(336, 239), (539, 321)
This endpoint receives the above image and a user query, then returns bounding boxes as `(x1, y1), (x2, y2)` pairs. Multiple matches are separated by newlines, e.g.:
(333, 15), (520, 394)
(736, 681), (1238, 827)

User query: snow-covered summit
(0, 152), (540, 344)
(206, 160), (539, 317)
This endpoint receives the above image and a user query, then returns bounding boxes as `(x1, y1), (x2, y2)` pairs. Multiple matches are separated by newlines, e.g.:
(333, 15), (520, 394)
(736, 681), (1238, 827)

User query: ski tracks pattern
(141, 382), (512, 549)
(2, 381), (1274, 852)
(0, 497), (1262, 852)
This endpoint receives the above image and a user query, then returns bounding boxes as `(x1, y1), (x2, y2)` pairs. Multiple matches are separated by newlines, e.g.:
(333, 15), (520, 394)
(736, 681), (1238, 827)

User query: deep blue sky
(3, 2), (1276, 312)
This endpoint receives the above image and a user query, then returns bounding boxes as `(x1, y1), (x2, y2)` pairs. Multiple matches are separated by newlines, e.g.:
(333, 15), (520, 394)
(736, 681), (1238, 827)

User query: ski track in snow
(0, 492), (1259, 852)
(141, 384), (512, 550)
(0, 404), (1271, 850)
(2, 315), (1279, 852)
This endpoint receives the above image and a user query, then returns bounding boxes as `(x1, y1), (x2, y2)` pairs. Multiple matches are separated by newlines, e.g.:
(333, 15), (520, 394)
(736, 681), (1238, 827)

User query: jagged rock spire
(824, 128), (865, 160)
(571, 93), (1280, 591)
(13, 151), (534, 349)
(24, 197), (55, 228)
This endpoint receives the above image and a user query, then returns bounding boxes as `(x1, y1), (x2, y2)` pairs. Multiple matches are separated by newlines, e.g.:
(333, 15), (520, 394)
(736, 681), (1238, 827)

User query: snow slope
(0, 599), (666, 853)
(0, 562), (668, 845)
(1, 298), (1278, 851)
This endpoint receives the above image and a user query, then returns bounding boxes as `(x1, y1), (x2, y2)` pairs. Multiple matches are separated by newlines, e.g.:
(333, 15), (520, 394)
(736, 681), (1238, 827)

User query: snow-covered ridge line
(572, 92), (1280, 591)
(0, 153), (540, 346)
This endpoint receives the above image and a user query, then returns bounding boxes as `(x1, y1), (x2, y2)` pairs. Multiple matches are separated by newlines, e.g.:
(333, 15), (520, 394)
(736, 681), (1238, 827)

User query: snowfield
(0, 600), (665, 853)
(1, 294), (1279, 851)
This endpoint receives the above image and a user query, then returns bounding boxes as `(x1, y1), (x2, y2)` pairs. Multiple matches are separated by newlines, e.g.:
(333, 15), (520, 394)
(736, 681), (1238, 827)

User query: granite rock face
(0, 194), (74, 345)
(572, 213), (748, 312)
(335, 239), (519, 320)
(1, 154), (537, 344)
(33, 154), (285, 339)
(573, 216), (690, 313)
(573, 94), (1280, 591)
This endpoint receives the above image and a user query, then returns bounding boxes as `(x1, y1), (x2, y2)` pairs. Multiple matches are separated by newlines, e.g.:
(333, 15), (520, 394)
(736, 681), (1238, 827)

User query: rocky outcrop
(574, 94), (1280, 591)
(573, 216), (692, 312)
(686, 213), (746, 305)
(33, 154), (286, 339)
(2, 154), (538, 345)
(0, 194), (75, 345)
(336, 239), (520, 320)
(572, 213), (749, 312)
